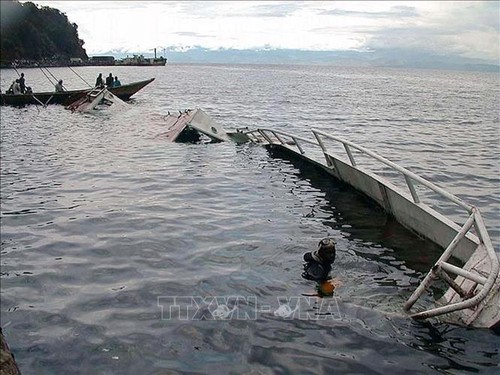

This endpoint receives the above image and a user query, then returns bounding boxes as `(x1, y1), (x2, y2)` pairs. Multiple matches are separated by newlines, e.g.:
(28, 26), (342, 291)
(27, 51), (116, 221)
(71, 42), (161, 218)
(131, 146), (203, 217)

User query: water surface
(1, 64), (499, 374)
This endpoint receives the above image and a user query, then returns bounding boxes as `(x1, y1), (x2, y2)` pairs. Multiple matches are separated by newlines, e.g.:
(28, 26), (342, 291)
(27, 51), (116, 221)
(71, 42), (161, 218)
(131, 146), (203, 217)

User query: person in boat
(95, 73), (104, 88)
(12, 79), (21, 95)
(19, 73), (26, 93)
(105, 73), (114, 88)
(54, 80), (64, 92)
(113, 76), (121, 87)
(6, 81), (15, 94)
(7, 80), (31, 95)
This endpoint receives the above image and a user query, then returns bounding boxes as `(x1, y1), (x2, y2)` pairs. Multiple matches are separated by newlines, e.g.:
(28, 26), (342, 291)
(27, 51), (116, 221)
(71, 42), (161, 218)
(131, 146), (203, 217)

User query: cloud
(26, 1), (500, 63)
(365, 26), (499, 62)
(243, 2), (305, 18)
(362, 3), (500, 62)
(33, 1), (146, 13)
(173, 31), (213, 39)
(320, 5), (419, 19)
(174, 1), (305, 19)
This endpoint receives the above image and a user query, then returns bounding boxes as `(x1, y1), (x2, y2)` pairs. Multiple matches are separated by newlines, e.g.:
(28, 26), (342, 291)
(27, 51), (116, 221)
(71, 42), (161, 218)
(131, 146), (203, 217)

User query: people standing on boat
(19, 73), (26, 93)
(105, 73), (114, 88)
(95, 73), (104, 88)
(113, 76), (121, 87)
(54, 80), (64, 92)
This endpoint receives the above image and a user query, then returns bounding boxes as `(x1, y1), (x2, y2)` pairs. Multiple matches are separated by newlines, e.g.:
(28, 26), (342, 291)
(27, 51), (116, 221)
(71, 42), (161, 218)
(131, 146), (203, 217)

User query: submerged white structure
(237, 127), (499, 329)
(65, 88), (129, 113)
(162, 108), (230, 142)
(158, 108), (499, 328)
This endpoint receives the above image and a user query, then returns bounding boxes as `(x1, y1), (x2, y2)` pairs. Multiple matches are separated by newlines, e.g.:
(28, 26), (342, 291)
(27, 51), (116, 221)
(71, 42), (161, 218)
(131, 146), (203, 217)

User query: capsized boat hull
(186, 108), (230, 142)
(160, 110), (198, 142)
(161, 108), (230, 143)
(66, 88), (129, 113)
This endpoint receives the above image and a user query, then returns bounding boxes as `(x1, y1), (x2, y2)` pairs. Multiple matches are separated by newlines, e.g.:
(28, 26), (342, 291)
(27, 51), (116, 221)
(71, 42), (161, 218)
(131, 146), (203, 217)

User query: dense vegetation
(0, 0), (87, 64)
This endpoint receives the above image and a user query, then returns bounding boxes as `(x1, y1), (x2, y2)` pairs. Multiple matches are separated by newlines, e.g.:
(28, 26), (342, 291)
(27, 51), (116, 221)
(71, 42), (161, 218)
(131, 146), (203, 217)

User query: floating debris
(66, 88), (129, 113)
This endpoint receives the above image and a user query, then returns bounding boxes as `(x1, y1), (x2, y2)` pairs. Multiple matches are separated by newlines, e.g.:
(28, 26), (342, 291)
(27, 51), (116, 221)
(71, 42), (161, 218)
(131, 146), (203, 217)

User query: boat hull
(108, 78), (154, 100)
(0, 78), (155, 106)
(160, 109), (230, 143)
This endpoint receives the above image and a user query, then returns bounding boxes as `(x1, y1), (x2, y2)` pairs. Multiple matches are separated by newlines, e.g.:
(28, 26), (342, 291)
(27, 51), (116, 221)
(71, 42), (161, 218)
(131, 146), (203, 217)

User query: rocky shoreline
(0, 328), (21, 375)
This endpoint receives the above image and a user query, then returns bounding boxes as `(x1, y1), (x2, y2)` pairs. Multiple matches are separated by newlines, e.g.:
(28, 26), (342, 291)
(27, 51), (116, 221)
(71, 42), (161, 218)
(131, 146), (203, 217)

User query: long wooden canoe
(0, 78), (154, 107)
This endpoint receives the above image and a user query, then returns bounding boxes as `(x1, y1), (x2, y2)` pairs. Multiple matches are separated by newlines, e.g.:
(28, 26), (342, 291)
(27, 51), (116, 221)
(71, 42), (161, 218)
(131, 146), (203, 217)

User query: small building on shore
(69, 57), (84, 65)
(90, 56), (115, 66)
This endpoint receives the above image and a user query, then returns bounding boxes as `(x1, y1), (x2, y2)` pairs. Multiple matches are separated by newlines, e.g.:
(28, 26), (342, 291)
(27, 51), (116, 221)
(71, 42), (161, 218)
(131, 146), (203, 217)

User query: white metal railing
(242, 127), (499, 321)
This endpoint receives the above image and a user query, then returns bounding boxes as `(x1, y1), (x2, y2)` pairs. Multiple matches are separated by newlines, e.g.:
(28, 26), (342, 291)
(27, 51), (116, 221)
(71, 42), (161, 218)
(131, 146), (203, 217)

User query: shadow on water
(265, 145), (444, 274)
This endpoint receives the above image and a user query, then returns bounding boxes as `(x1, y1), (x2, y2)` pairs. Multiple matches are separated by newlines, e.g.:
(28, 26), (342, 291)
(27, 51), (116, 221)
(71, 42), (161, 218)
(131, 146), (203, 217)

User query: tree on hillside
(0, 0), (88, 63)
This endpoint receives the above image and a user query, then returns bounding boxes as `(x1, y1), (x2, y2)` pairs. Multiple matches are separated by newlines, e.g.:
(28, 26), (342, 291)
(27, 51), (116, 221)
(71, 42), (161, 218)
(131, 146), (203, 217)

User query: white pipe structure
(241, 127), (499, 327)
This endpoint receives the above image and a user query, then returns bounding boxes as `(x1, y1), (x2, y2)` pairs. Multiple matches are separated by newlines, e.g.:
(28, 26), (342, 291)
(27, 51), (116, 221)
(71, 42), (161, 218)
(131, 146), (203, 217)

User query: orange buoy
(318, 280), (334, 296)
(317, 279), (342, 297)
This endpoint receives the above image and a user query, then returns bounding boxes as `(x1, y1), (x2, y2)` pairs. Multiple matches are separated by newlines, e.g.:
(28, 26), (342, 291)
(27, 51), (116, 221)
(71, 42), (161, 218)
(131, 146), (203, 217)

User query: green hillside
(0, 0), (88, 64)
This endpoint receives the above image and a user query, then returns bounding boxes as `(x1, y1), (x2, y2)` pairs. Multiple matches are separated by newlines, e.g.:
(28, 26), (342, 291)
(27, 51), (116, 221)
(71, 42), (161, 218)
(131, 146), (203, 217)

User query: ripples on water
(1, 65), (499, 374)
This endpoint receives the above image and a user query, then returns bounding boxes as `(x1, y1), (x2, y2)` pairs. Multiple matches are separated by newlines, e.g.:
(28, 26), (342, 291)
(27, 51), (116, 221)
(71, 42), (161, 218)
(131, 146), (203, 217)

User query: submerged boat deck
(231, 127), (499, 329)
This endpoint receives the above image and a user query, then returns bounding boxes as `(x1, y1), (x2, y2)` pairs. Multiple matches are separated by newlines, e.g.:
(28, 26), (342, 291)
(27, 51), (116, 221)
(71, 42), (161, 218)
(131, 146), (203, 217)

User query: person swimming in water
(302, 238), (338, 296)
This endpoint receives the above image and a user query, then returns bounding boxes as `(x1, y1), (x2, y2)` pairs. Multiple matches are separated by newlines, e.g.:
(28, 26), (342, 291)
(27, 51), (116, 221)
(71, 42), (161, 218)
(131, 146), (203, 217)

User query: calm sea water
(1, 64), (499, 374)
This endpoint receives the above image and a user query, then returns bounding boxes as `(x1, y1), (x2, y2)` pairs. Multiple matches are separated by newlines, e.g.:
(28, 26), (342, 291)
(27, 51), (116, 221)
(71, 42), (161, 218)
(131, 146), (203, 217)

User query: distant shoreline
(2, 55), (167, 69)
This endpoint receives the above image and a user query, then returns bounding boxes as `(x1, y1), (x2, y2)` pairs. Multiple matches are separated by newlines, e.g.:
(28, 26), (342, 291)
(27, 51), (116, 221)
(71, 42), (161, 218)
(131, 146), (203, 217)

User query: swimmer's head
(302, 238), (336, 282)
(316, 237), (336, 265)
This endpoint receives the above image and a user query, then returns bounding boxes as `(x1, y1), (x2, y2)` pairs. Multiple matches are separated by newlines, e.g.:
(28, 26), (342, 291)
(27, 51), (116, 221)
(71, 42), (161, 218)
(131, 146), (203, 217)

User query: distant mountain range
(100, 46), (499, 72)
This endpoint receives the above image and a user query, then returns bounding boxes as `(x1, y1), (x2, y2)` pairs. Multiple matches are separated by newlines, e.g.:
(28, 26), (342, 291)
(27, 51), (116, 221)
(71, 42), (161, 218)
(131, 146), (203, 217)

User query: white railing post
(343, 143), (357, 167)
(258, 129), (273, 144)
(292, 137), (305, 154)
(404, 175), (420, 204)
(273, 132), (286, 145)
(312, 131), (333, 167)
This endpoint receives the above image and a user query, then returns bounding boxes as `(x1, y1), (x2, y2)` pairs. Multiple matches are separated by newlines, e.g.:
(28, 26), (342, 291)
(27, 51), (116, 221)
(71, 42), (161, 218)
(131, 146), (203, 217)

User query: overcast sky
(30, 1), (499, 63)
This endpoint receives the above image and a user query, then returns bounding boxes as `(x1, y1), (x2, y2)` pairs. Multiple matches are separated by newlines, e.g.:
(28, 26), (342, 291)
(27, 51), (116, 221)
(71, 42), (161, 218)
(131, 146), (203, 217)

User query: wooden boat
(0, 78), (155, 107)
(106, 78), (154, 100)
